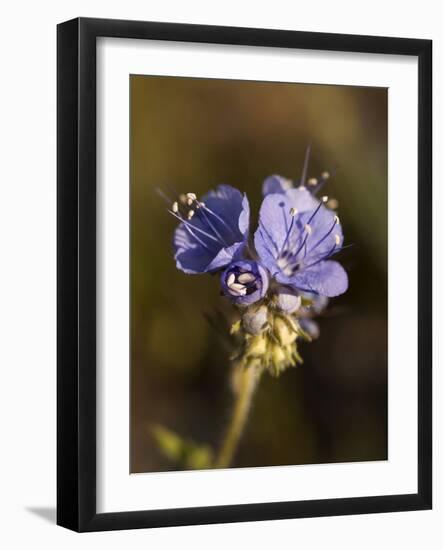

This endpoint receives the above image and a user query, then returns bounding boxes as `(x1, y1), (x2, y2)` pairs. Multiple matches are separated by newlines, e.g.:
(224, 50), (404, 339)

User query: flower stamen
(168, 209), (220, 246)
(300, 144), (311, 188)
(279, 207), (298, 256)
(303, 242), (338, 270)
(186, 192), (197, 205)
(195, 200), (230, 246)
(227, 273), (236, 286)
(171, 190), (236, 248)
(198, 202), (238, 241)
(223, 262), (266, 302)
(308, 215), (340, 254)
(230, 283), (247, 292)
(237, 272), (256, 284)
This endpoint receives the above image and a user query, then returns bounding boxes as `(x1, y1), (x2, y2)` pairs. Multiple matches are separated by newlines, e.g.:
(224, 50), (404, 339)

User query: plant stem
(214, 365), (262, 469)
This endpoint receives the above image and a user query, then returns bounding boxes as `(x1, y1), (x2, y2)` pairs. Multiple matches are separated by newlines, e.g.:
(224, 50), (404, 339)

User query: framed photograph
(57, 17), (432, 531)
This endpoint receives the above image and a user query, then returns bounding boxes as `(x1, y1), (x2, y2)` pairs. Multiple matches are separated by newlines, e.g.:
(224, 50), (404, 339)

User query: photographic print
(57, 18), (432, 531)
(130, 75), (388, 473)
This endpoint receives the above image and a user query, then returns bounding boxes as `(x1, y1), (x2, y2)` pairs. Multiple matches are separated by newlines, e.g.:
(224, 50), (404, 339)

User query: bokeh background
(130, 75), (387, 473)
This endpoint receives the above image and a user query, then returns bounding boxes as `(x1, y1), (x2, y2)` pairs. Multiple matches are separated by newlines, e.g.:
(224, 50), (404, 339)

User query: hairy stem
(214, 364), (262, 468)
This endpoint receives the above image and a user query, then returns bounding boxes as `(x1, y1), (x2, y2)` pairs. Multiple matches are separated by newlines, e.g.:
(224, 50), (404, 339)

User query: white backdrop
(0, 1), (440, 549)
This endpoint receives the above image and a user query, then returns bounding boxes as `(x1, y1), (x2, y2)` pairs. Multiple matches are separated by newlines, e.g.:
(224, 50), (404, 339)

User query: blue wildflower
(254, 192), (348, 297)
(171, 185), (250, 274)
(221, 260), (269, 306)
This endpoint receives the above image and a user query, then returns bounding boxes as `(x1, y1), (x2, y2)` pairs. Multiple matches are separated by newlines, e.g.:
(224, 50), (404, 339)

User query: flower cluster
(168, 153), (348, 376)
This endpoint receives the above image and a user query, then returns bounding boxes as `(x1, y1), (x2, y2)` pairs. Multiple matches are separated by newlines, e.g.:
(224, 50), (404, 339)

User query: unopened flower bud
(273, 317), (297, 346)
(221, 260), (269, 306)
(242, 305), (268, 335)
(274, 287), (301, 314)
(299, 318), (320, 340)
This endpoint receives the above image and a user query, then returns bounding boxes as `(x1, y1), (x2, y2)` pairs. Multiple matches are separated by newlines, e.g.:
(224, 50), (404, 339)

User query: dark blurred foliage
(130, 75), (387, 473)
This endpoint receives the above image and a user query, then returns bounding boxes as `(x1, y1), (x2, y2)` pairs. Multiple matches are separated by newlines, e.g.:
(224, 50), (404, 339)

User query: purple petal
(285, 187), (320, 213)
(284, 260), (348, 297)
(254, 193), (293, 262)
(262, 175), (293, 196)
(262, 175), (321, 215)
(172, 184), (250, 274)
(296, 206), (343, 263)
(201, 184), (249, 241)
(238, 194), (250, 236)
(206, 242), (245, 272)
(174, 245), (213, 275)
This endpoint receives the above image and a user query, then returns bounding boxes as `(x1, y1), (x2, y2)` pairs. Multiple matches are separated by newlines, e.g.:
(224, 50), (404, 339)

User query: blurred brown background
(130, 75), (387, 473)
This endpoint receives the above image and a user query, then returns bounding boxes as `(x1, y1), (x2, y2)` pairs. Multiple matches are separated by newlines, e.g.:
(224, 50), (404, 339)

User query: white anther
(179, 194), (187, 204)
(321, 195), (328, 203)
(289, 207), (298, 216)
(327, 198), (339, 210)
(321, 171), (330, 180)
(187, 210), (195, 220)
(172, 201), (179, 213)
(334, 215), (340, 224)
(305, 224), (312, 234)
(237, 273), (255, 284)
(299, 185), (307, 191)
(229, 287), (247, 296)
(227, 273), (236, 286)
(229, 282), (246, 292)
(335, 234), (341, 245)
(186, 192), (197, 206)
(308, 177), (318, 186)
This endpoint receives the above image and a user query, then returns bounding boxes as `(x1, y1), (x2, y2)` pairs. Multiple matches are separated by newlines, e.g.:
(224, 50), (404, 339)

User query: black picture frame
(57, 17), (432, 532)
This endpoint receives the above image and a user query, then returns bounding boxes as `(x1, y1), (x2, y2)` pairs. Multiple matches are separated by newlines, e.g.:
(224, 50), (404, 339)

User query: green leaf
(151, 424), (185, 462)
(151, 424), (213, 470)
